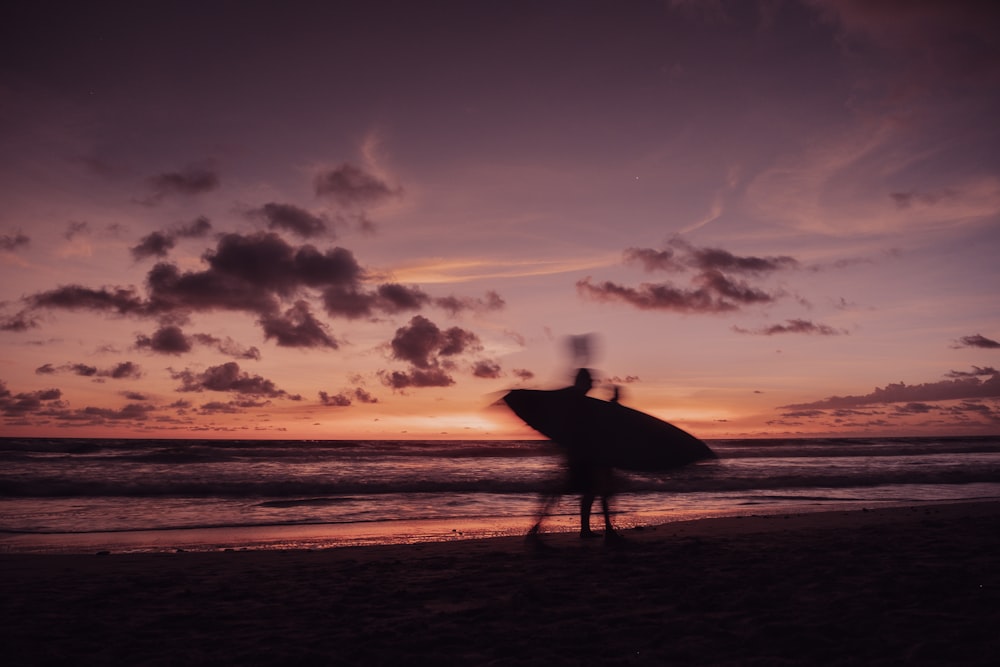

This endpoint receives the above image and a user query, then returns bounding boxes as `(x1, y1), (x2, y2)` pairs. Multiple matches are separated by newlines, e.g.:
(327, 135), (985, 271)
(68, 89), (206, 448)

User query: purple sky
(1, 0), (998, 438)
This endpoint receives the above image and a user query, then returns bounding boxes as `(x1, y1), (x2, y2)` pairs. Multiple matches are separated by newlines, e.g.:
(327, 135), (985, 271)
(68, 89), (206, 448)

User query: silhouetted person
(526, 368), (622, 547)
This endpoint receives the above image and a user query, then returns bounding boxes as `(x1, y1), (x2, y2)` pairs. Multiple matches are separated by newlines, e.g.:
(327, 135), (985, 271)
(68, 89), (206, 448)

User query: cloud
(472, 360), (503, 379)
(390, 315), (480, 368)
(135, 325), (192, 354)
(0, 310), (39, 331)
(260, 300), (338, 348)
(946, 366), (997, 378)
(252, 203), (329, 238)
(379, 367), (455, 389)
(131, 232), (174, 260)
(1, 231), (29, 252)
(33, 361), (142, 379)
(145, 164), (220, 204)
(434, 290), (506, 316)
(733, 319), (848, 336)
(131, 217), (212, 260)
(580, 241), (794, 314)
(319, 387), (379, 407)
(29, 285), (148, 316)
(953, 334), (1000, 349)
(672, 238), (799, 274)
(1, 383), (66, 417)
(512, 368), (535, 381)
(320, 283), (503, 320)
(135, 325), (261, 359)
(782, 369), (1000, 410)
(171, 362), (297, 398)
(376, 283), (431, 313)
(577, 277), (741, 313)
(144, 232), (363, 317)
(314, 163), (401, 207)
(379, 315), (484, 389)
(623, 247), (684, 272)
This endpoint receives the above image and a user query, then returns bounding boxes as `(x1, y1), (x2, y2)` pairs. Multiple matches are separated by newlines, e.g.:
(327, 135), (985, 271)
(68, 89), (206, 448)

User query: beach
(3, 501), (998, 665)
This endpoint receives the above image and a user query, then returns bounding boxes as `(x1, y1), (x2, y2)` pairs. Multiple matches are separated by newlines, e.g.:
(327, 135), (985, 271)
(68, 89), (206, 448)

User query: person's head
(573, 368), (593, 393)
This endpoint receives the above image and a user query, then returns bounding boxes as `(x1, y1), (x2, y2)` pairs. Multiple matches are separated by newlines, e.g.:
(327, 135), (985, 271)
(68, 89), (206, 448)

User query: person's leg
(580, 492), (598, 538)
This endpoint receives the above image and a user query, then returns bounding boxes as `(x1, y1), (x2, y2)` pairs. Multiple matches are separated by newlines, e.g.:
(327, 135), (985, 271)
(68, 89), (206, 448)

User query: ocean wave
(3, 466), (1000, 499)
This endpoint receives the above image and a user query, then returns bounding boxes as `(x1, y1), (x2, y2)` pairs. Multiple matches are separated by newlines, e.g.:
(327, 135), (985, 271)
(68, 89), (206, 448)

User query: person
(526, 368), (622, 547)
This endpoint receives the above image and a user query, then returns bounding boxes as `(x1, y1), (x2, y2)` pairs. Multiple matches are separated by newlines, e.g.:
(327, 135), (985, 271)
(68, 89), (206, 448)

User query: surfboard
(503, 388), (716, 471)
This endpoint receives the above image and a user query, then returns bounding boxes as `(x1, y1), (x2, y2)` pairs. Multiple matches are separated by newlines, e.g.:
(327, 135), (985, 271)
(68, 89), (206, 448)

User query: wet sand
(3, 501), (999, 665)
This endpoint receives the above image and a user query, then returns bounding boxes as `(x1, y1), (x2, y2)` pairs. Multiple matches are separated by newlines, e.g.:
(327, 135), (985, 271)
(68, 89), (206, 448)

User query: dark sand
(3, 501), (999, 665)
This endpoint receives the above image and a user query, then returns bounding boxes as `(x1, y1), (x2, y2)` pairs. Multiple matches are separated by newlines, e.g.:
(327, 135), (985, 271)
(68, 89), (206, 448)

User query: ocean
(2, 436), (1000, 554)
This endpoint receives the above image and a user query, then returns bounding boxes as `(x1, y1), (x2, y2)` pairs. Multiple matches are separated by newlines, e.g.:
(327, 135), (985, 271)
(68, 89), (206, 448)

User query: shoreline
(4, 497), (992, 555)
(4, 500), (999, 664)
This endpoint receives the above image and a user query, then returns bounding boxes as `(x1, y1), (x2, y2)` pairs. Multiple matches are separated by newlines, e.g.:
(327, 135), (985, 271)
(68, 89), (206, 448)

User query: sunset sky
(1, 0), (998, 439)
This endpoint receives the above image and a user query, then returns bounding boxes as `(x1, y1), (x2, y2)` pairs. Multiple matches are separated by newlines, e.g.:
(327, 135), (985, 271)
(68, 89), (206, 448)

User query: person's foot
(580, 529), (600, 539)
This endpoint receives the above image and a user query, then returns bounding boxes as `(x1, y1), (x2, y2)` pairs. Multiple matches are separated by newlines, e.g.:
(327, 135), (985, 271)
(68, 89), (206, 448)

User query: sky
(1, 0), (999, 440)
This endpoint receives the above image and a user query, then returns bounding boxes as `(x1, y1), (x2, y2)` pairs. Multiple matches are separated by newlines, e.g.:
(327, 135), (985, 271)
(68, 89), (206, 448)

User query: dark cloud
(209, 233), (361, 294)
(253, 203), (329, 238)
(577, 277), (739, 313)
(472, 360), (503, 379)
(696, 269), (776, 304)
(171, 362), (296, 398)
(314, 163), (400, 207)
(377, 283), (431, 313)
(260, 301), (338, 348)
(318, 387), (379, 406)
(320, 283), (503, 320)
(681, 242), (798, 275)
(434, 290), (506, 315)
(953, 334), (1000, 349)
(321, 286), (378, 319)
(382, 315), (483, 388)
(1, 384), (65, 417)
(144, 232), (363, 317)
(391, 315), (450, 368)
(379, 367), (455, 389)
(782, 370), (1000, 410)
(318, 390), (352, 407)
(623, 247), (684, 272)
(135, 325), (192, 354)
(70, 363), (98, 376)
(131, 231), (174, 260)
(80, 403), (154, 421)
(1, 231), (29, 252)
(33, 361), (142, 379)
(108, 361), (142, 379)
(131, 217), (212, 261)
(0, 310), (39, 331)
(512, 368), (535, 381)
(580, 241), (796, 314)
(145, 164), (220, 204)
(135, 325), (261, 359)
(733, 319), (848, 336)
(29, 285), (148, 316)
(946, 366), (998, 378)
